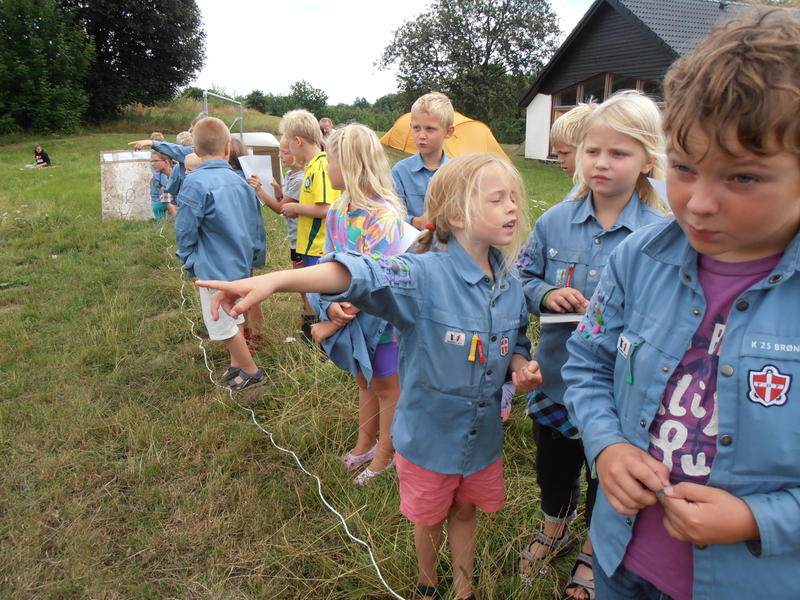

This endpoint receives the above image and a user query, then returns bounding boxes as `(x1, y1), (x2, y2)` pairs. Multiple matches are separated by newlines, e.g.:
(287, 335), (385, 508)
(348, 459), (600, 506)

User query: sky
(190, 0), (595, 105)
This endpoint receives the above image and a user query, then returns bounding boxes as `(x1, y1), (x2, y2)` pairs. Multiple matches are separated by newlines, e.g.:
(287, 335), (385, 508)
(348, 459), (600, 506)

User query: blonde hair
(184, 153), (202, 171)
(150, 131), (165, 142)
(550, 102), (598, 148)
(411, 92), (455, 129)
(664, 9), (800, 158)
(192, 117), (229, 157)
(574, 90), (666, 210)
(228, 138), (248, 171)
(416, 153), (529, 272)
(280, 109), (323, 146)
(326, 124), (406, 217)
(176, 131), (193, 146)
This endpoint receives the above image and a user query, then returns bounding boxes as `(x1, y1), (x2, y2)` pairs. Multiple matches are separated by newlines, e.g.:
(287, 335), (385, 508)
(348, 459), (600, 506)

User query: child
(306, 123), (405, 485)
(392, 92), (455, 229)
(33, 145), (50, 167)
(228, 138), (248, 179)
(197, 153), (542, 600)
(174, 117), (267, 390)
(149, 151), (174, 220)
(517, 90), (667, 600)
(130, 131), (194, 202)
(562, 10), (800, 599)
(550, 102), (598, 178)
(184, 153), (201, 174)
(279, 109), (341, 338)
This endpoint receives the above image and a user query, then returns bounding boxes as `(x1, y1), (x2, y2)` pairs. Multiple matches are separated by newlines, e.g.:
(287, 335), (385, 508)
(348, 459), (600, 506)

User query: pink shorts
(395, 453), (504, 526)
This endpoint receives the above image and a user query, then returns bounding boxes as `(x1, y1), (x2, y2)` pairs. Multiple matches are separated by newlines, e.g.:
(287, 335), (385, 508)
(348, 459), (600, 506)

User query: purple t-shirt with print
(623, 251), (782, 600)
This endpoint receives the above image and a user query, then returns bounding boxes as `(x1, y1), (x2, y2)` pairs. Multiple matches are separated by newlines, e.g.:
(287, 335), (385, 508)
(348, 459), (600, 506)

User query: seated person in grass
(33, 144), (50, 167)
(173, 117), (267, 390)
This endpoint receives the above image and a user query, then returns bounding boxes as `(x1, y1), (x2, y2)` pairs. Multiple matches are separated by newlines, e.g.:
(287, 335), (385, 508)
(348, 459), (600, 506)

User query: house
(520, 0), (751, 161)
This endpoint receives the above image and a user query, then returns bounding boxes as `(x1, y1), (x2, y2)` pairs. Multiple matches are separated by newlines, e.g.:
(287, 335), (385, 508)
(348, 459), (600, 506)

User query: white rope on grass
(156, 221), (406, 600)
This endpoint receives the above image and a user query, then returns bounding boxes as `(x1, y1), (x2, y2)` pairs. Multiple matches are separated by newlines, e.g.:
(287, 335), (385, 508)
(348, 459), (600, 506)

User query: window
(556, 87), (577, 106)
(611, 74), (638, 94)
(640, 79), (662, 102)
(581, 75), (606, 103)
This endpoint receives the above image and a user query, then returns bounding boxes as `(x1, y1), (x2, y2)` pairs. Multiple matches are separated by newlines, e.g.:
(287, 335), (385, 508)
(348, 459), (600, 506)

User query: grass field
(0, 131), (581, 600)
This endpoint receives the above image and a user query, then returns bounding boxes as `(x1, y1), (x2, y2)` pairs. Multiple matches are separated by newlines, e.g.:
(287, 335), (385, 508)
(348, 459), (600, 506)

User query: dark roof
(520, 0), (751, 106)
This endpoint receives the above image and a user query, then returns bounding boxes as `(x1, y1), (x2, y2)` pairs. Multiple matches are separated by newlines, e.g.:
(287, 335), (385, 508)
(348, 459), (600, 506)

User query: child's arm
(248, 175), (283, 214)
(197, 262), (352, 320)
(509, 354), (542, 393)
(281, 202), (329, 219)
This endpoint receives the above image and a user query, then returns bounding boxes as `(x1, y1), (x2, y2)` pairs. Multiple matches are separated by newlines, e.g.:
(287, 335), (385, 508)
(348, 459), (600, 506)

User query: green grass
(0, 131), (578, 599)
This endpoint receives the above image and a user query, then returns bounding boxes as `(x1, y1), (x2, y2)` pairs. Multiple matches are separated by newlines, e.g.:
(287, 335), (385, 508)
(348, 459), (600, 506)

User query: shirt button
(683, 274), (692, 282)
(768, 274), (782, 284)
(625, 517), (633, 526)
(469, 429), (477, 435)
(735, 300), (749, 311)
(720, 434), (733, 446)
(491, 335), (497, 342)
(483, 276), (491, 283)
(640, 419), (647, 428)
(589, 269), (597, 276)
(695, 544), (708, 550)
(720, 365), (734, 377)
(594, 238), (601, 245)
(661, 365), (670, 373)
(692, 308), (701, 316)
(478, 401), (486, 407)
(486, 369), (493, 376)
(491, 300), (496, 307)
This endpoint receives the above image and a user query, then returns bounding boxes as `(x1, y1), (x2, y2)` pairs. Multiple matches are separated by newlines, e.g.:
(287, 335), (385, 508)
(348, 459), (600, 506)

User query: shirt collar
(196, 158), (231, 170)
(410, 150), (447, 173)
(570, 190), (648, 232)
(445, 237), (507, 286)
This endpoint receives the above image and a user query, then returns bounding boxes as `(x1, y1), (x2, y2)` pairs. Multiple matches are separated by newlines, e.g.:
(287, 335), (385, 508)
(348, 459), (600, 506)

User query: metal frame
(202, 90), (244, 138)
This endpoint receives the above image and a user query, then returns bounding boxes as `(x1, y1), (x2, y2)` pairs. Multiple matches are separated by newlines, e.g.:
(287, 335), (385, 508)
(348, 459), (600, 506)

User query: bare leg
(448, 502), (477, 599)
(414, 520), (444, 596)
(223, 326), (258, 374)
(245, 303), (264, 337)
(166, 203), (177, 218)
(367, 372), (399, 471)
(353, 371), (379, 456)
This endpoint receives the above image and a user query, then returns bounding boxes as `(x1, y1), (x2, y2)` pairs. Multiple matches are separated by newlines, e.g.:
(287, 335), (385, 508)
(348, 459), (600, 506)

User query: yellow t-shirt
(297, 151), (341, 257)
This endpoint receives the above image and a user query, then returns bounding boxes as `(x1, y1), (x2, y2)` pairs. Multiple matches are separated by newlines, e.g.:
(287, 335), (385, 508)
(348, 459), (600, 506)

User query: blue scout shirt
(518, 191), (664, 404)
(150, 171), (170, 204)
(174, 159), (266, 281)
(153, 141), (193, 196)
(563, 220), (800, 598)
(391, 151), (447, 223)
(321, 239), (531, 476)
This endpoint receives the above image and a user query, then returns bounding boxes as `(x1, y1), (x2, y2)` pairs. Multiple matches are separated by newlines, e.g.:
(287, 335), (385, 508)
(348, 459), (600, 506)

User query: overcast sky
(190, 0), (595, 105)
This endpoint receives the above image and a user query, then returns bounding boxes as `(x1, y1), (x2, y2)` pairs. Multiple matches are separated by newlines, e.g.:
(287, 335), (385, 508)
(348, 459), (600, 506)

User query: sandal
(353, 456), (395, 486)
(415, 583), (440, 599)
(228, 368), (266, 391)
(564, 551), (595, 600)
(519, 526), (574, 585)
(341, 442), (377, 472)
(220, 366), (241, 384)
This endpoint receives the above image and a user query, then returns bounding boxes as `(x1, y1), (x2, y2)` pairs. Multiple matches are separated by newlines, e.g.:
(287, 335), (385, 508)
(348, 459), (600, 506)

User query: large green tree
(0, 0), (93, 133)
(61, 0), (206, 118)
(378, 0), (560, 141)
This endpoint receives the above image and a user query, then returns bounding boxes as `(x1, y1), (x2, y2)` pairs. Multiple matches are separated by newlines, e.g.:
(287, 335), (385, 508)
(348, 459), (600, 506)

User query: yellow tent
(380, 112), (508, 160)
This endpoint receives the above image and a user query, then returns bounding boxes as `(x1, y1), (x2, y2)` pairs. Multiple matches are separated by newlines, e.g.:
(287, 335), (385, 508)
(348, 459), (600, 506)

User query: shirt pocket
(545, 247), (586, 291)
(421, 307), (485, 395)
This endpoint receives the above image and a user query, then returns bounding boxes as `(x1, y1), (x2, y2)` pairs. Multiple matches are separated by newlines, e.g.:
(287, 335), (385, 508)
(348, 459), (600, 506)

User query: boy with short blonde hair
(549, 102), (597, 178)
(392, 92), (455, 229)
(174, 117), (267, 390)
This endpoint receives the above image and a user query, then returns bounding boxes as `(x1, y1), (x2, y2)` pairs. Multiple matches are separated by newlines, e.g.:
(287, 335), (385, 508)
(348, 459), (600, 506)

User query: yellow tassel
(468, 334), (479, 362)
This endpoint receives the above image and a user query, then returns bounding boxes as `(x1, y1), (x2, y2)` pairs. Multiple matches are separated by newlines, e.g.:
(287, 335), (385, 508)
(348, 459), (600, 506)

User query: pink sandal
(341, 442), (377, 472)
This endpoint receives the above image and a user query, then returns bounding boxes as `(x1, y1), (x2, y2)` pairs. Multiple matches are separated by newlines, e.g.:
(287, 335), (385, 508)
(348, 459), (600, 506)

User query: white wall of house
(524, 93), (552, 160)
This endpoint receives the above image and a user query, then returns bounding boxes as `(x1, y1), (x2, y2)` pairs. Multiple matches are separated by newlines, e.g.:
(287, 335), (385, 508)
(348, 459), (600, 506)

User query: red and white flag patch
(747, 364), (791, 407)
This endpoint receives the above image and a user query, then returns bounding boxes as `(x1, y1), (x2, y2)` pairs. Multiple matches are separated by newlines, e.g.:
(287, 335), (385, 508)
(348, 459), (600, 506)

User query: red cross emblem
(500, 336), (509, 357)
(747, 365), (791, 407)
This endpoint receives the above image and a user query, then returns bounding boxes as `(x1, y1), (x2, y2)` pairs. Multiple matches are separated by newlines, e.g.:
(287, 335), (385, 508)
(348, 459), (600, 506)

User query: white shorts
(198, 287), (244, 340)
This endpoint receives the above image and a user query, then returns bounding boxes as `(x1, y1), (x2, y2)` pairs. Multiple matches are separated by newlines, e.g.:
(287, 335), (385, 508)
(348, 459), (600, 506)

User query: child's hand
(661, 483), (759, 546)
(128, 139), (152, 151)
(511, 360), (542, 394)
(544, 287), (589, 313)
(282, 203), (300, 218)
(311, 320), (340, 343)
(196, 278), (274, 320)
(247, 175), (261, 190)
(596, 443), (671, 515)
(327, 302), (357, 326)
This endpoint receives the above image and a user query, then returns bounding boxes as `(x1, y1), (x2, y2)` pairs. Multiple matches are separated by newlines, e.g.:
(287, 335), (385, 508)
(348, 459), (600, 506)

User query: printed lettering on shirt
(747, 364), (791, 407)
(445, 331), (466, 346)
(500, 336), (509, 356)
(617, 333), (631, 358)
(744, 336), (800, 356)
(708, 323), (725, 356)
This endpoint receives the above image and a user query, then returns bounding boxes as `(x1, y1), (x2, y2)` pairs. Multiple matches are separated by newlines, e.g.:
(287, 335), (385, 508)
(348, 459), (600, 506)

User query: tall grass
(0, 131), (579, 599)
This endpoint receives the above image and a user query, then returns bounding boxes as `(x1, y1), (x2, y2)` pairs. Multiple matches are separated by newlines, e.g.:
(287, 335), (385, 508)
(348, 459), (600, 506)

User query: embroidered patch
(617, 334), (632, 358)
(747, 364), (791, 407)
(500, 336), (509, 356)
(304, 176), (311, 189)
(548, 248), (558, 258)
(445, 331), (466, 346)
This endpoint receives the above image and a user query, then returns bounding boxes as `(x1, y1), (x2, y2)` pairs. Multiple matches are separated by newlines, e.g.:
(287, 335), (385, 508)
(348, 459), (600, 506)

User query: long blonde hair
(416, 153), (529, 273)
(326, 123), (405, 217)
(574, 90), (666, 211)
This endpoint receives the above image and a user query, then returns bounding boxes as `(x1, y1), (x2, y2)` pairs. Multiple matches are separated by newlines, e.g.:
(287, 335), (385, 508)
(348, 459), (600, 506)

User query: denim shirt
(562, 220), (800, 597)
(519, 191), (664, 403)
(391, 152), (447, 223)
(321, 239), (531, 476)
(153, 141), (192, 196)
(174, 159), (266, 280)
(150, 171), (170, 204)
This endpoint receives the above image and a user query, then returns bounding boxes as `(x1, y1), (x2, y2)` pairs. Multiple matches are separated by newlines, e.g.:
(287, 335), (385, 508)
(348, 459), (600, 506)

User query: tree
(0, 0), (93, 133)
(288, 80), (328, 117)
(378, 0), (560, 142)
(61, 0), (206, 118)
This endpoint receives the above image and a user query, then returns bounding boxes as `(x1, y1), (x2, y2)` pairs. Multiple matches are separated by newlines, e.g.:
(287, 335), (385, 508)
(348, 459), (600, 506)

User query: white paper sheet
(238, 154), (273, 187)
(400, 221), (423, 252)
